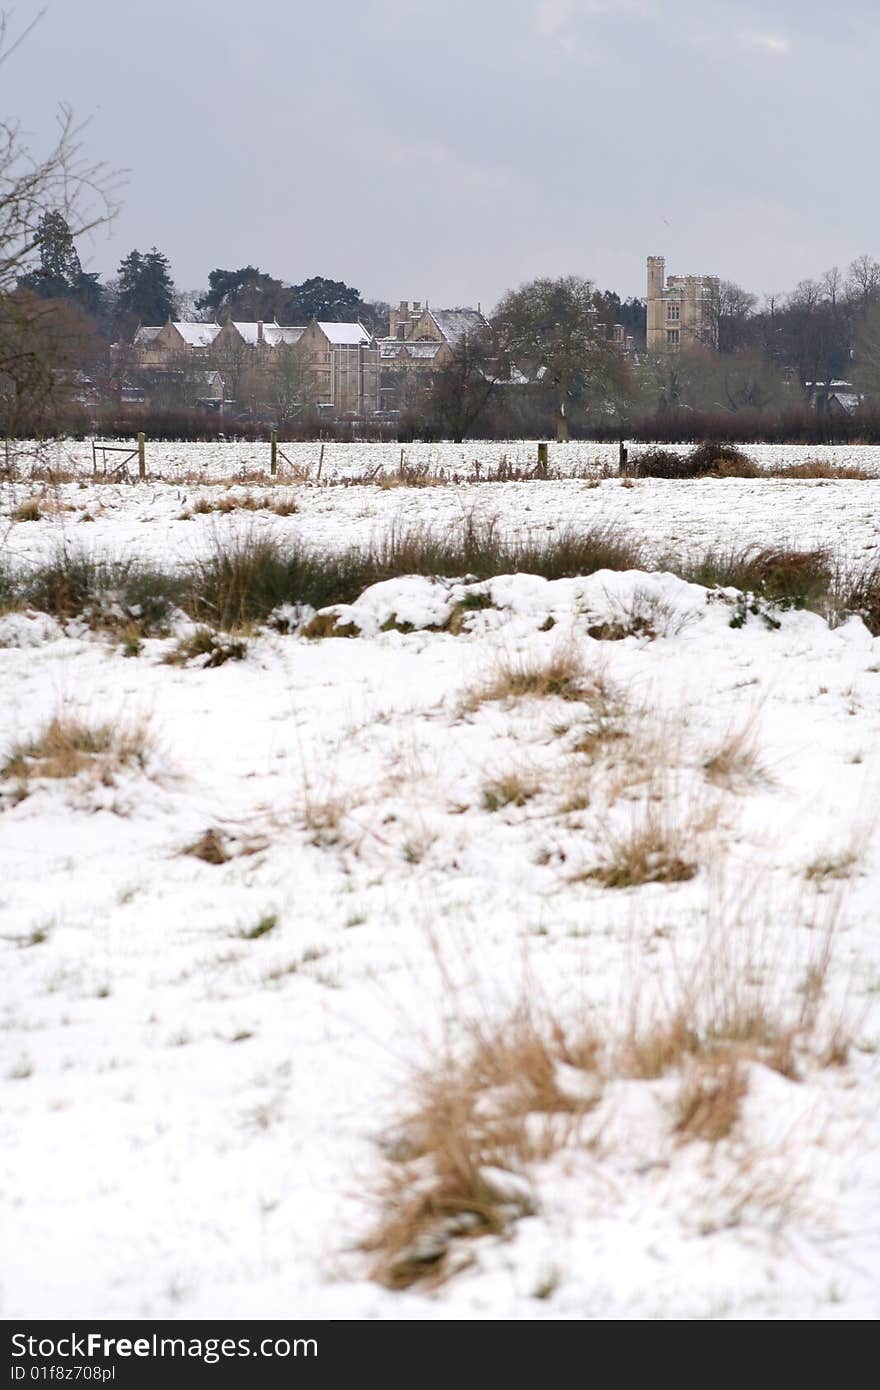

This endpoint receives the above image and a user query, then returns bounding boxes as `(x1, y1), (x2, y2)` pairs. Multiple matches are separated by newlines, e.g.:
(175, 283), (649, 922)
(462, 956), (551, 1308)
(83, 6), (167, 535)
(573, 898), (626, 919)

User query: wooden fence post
(618, 437), (628, 475)
(315, 443), (325, 484)
(537, 441), (548, 475)
(270, 430), (278, 476)
(137, 433), (146, 480)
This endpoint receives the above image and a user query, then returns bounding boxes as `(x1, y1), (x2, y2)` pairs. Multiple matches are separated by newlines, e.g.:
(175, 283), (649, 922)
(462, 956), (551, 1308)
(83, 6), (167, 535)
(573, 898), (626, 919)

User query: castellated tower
(646, 255), (719, 354)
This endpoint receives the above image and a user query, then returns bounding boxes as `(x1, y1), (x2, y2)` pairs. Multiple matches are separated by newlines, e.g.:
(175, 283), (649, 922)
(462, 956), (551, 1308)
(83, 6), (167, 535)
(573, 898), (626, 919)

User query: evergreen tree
(197, 266), (280, 318)
(116, 246), (176, 323)
(19, 211), (82, 299)
(18, 211), (106, 319)
(281, 276), (365, 323)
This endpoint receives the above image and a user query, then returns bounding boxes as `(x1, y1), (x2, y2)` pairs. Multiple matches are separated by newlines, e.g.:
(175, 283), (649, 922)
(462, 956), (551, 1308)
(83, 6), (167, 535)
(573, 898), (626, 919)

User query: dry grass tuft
(12, 498), (43, 522)
(703, 718), (764, 789)
(164, 627), (248, 668)
(587, 588), (692, 643)
(804, 849), (859, 882)
(578, 804), (699, 889)
(465, 645), (588, 711)
(365, 1007), (600, 1289)
(481, 770), (540, 812)
(674, 1062), (748, 1142)
(182, 828), (231, 865)
(1, 714), (153, 787)
(769, 460), (870, 480)
(367, 885), (849, 1289)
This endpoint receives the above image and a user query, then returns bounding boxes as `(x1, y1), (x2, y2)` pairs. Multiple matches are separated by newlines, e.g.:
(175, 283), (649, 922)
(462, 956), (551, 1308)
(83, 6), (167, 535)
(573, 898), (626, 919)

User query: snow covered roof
(378, 339), (443, 360)
(271, 326), (306, 346)
(429, 308), (488, 346)
(828, 392), (861, 412)
(317, 322), (371, 346)
(133, 326), (163, 346)
(172, 322), (222, 348)
(228, 322), (307, 347)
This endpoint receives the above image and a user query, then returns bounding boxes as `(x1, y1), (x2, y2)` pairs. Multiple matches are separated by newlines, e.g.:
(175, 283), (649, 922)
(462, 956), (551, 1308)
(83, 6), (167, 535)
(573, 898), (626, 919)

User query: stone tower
(646, 255), (719, 353)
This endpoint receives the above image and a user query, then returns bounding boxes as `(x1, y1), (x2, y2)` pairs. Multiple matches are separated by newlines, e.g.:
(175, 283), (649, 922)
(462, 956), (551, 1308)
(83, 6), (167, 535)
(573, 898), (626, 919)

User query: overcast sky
(5, 0), (878, 311)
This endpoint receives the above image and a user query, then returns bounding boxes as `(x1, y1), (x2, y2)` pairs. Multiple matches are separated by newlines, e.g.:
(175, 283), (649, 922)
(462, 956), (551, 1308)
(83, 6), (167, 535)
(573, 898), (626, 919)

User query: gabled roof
(133, 326), (163, 346)
(428, 308), (488, 346)
(378, 339), (443, 360)
(317, 321), (371, 346)
(229, 321), (266, 346)
(271, 326), (306, 346)
(172, 322), (222, 348)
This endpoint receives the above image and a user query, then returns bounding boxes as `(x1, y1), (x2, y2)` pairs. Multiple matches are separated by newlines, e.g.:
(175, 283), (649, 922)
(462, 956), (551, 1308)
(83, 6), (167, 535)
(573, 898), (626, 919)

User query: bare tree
(847, 254), (880, 308)
(1, 11), (119, 451)
(426, 328), (500, 442)
(255, 345), (317, 426)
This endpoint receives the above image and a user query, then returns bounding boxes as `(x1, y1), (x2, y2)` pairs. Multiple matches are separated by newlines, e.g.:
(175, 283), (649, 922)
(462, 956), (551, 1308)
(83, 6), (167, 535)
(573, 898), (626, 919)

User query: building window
(667, 304), (680, 321)
(667, 329), (680, 346)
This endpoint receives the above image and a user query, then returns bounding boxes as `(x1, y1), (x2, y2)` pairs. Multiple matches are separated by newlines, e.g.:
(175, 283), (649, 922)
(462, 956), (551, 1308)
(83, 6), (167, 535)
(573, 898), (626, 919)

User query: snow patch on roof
(172, 322), (222, 348)
(429, 307), (488, 346)
(317, 322), (371, 346)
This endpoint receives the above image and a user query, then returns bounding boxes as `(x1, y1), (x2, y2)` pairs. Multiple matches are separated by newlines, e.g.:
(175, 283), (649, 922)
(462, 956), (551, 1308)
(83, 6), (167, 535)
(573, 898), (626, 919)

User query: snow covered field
(13, 434), (880, 483)
(2, 444), (879, 1320)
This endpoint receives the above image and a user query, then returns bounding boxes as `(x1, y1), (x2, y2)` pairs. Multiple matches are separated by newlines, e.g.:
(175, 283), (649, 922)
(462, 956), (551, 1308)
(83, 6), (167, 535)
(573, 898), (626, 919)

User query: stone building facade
(378, 301), (490, 411)
(121, 317), (379, 415)
(646, 256), (719, 353)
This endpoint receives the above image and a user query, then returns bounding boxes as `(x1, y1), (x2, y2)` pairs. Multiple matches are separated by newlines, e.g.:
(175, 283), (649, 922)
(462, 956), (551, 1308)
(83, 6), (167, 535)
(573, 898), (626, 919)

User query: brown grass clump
(1, 714), (153, 787)
(465, 646), (588, 711)
(367, 888), (849, 1289)
(804, 850), (859, 882)
(182, 828), (231, 865)
(164, 627), (248, 668)
(365, 1007), (600, 1289)
(12, 498), (43, 522)
(769, 460), (870, 480)
(836, 558), (880, 635)
(703, 718), (763, 789)
(688, 543), (833, 612)
(674, 1062), (748, 1142)
(578, 806), (699, 889)
(481, 770), (540, 812)
(375, 465), (448, 490)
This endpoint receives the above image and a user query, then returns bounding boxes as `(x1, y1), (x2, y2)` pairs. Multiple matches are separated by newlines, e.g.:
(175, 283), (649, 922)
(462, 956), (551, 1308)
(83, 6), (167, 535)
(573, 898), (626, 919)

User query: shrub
(637, 442), (758, 479)
(687, 545), (833, 611)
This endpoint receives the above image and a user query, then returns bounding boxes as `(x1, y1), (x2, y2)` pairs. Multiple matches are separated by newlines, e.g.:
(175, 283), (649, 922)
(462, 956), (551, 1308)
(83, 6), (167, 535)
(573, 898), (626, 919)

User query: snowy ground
(1, 444), (879, 1320)
(12, 434), (880, 483)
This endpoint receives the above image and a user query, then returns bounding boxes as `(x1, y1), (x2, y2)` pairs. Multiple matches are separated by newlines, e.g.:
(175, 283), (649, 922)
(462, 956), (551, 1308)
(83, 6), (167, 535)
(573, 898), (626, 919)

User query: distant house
(805, 380), (863, 414)
(387, 300), (489, 347)
(376, 301), (490, 409)
(126, 320), (221, 368)
(213, 321), (307, 361)
(297, 321), (379, 414)
(119, 316), (381, 417)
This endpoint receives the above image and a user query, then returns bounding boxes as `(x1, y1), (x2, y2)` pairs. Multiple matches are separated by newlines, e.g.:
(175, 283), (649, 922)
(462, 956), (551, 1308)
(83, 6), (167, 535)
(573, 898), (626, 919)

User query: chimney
(257, 320), (264, 345)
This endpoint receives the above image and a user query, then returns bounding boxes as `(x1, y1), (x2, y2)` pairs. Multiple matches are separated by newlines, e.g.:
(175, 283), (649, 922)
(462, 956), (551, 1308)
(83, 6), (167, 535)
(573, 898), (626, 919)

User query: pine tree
(116, 246), (176, 323)
(19, 211), (82, 299)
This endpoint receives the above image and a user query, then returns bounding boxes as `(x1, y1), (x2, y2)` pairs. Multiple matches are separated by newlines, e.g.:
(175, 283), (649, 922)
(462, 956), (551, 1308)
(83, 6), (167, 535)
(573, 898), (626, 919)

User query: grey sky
(5, 0), (878, 311)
